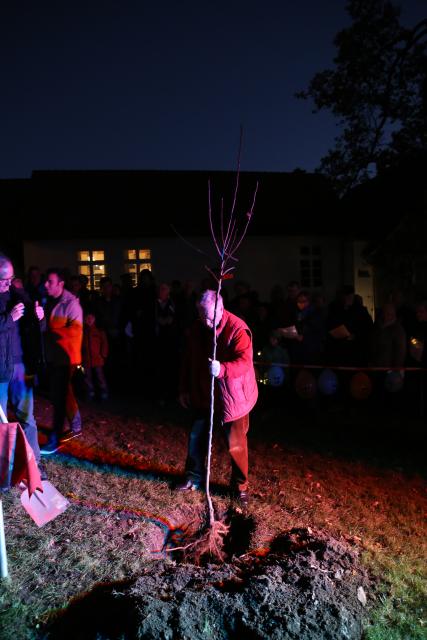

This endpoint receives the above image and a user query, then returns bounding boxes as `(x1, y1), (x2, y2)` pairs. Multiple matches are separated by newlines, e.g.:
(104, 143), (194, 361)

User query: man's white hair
(0, 253), (11, 271)
(198, 289), (223, 308)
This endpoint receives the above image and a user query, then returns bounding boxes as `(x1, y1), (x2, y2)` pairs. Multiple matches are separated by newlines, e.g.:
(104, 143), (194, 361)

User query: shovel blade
(20, 480), (70, 527)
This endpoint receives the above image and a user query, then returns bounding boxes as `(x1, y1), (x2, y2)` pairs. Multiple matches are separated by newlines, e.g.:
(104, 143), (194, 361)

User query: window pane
(300, 259), (310, 268)
(127, 249), (137, 260)
(78, 265), (90, 276)
(300, 246), (310, 255)
(139, 249), (151, 260)
(78, 250), (90, 262)
(312, 260), (322, 268)
(312, 246), (321, 255)
(138, 262), (152, 272)
(92, 250), (105, 261)
(127, 263), (137, 274)
(93, 263), (105, 275)
(93, 274), (103, 290)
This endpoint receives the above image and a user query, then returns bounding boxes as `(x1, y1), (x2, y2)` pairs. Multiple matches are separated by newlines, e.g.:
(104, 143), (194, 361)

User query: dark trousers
(85, 366), (108, 395)
(185, 412), (250, 491)
(49, 365), (81, 435)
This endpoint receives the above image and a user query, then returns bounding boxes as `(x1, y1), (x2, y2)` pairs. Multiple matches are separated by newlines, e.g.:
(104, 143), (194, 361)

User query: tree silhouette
(297, 0), (427, 194)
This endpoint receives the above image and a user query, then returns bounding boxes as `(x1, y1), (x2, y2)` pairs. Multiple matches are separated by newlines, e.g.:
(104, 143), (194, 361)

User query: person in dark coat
(0, 253), (46, 478)
(326, 285), (373, 367)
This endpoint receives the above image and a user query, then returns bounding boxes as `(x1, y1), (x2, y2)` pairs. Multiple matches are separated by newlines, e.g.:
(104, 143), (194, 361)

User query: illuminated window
(77, 250), (107, 290)
(300, 246), (322, 288)
(125, 249), (152, 286)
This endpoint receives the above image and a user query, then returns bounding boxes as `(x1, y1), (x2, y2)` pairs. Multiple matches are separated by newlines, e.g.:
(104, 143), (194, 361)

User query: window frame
(124, 248), (152, 286)
(77, 249), (107, 290)
(299, 245), (323, 288)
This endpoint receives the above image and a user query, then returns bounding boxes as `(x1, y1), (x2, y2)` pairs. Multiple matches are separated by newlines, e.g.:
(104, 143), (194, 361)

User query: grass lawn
(0, 393), (426, 639)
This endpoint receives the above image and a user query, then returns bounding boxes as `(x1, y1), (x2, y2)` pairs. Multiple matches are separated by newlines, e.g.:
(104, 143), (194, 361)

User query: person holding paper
(326, 285), (373, 366)
(286, 291), (326, 365)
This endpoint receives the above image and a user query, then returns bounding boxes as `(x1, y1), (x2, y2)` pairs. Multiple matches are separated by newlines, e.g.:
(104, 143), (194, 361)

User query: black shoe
(40, 439), (59, 455)
(233, 489), (249, 509)
(176, 478), (202, 492)
(59, 429), (82, 444)
(238, 490), (249, 506)
(37, 463), (48, 481)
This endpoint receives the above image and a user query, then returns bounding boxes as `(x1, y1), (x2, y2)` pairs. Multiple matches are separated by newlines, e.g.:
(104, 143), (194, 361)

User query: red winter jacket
(82, 325), (109, 368)
(180, 309), (258, 422)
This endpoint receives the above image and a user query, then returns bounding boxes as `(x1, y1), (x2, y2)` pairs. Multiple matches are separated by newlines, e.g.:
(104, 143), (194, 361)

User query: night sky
(1, 1), (425, 179)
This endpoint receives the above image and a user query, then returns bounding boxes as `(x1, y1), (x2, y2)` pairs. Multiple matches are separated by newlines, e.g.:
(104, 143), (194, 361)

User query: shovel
(20, 480), (70, 527)
(0, 404), (70, 528)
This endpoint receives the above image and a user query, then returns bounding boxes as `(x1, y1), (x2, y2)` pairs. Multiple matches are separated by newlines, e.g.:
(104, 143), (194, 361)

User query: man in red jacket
(178, 289), (258, 506)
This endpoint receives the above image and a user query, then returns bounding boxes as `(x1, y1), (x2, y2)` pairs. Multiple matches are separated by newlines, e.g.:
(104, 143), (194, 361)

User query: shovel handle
(0, 405), (8, 424)
(0, 500), (8, 579)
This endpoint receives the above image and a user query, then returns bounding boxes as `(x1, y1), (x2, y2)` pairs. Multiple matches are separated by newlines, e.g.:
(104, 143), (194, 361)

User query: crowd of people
(1, 256), (426, 496)
(9, 264), (427, 400)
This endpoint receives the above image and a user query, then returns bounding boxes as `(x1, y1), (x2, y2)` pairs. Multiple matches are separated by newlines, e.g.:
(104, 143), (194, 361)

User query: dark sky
(0, 1), (425, 179)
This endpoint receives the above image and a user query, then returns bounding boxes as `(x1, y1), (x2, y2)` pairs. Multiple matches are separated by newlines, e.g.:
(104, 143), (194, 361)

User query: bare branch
(222, 215), (238, 260)
(249, 181), (259, 214)
(170, 225), (208, 257)
(208, 180), (223, 258)
(204, 265), (220, 283)
(220, 197), (225, 247)
(230, 126), (243, 218)
(229, 183), (258, 256)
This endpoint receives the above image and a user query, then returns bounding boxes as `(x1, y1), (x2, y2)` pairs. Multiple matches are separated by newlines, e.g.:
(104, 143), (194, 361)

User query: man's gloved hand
(209, 359), (221, 377)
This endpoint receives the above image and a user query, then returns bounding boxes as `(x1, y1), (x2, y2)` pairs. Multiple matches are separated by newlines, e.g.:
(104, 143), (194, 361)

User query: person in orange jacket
(41, 268), (83, 454)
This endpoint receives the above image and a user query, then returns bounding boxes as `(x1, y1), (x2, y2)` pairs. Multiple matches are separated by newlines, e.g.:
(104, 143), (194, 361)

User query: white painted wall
(24, 235), (355, 303)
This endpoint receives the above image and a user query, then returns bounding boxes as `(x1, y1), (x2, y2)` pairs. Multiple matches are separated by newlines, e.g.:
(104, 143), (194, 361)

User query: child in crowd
(261, 329), (290, 366)
(258, 329), (290, 403)
(82, 310), (109, 400)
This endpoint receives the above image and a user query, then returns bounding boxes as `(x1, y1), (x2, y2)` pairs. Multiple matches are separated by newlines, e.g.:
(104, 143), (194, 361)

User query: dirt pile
(46, 527), (374, 640)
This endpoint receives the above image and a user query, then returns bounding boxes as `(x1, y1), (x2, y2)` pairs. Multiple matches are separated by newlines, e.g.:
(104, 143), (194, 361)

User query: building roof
(2, 169), (343, 239)
(341, 152), (427, 254)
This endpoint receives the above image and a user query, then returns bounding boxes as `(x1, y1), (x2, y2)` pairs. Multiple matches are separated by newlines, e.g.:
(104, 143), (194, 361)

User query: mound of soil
(46, 527), (374, 640)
